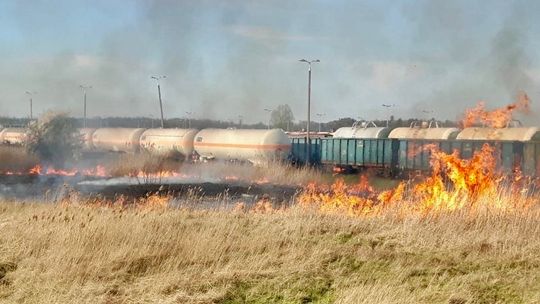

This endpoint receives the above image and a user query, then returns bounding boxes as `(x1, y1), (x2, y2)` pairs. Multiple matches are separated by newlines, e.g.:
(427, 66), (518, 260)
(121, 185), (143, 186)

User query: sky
(1, 0), (539, 125)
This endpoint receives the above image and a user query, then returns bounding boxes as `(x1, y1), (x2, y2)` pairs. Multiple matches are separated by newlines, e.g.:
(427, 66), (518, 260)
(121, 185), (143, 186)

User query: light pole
(80, 85), (92, 128)
(299, 59), (320, 165)
(185, 111), (193, 128)
(25, 91), (37, 120)
(238, 115), (243, 128)
(264, 108), (272, 129)
(316, 113), (325, 132)
(151, 75), (166, 128)
(381, 104), (395, 127)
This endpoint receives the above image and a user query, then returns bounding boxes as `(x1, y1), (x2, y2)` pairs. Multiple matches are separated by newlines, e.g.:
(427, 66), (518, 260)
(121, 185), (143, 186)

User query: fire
(462, 92), (531, 128)
(1, 165), (110, 177)
(298, 144), (537, 217)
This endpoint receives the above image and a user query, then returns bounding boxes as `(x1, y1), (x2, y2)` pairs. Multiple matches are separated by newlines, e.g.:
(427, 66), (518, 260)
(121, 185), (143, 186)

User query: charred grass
(0, 202), (538, 303)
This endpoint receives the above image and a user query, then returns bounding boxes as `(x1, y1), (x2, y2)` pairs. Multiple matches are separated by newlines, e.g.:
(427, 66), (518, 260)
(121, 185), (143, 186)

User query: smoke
(403, 0), (539, 124)
(1, 1), (540, 124)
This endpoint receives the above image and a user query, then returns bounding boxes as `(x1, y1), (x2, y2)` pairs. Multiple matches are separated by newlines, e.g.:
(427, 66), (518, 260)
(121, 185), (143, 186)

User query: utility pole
(316, 113), (325, 132)
(299, 59), (320, 165)
(80, 85), (92, 128)
(151, 75), (166, 128)
(185, 111), (193, 128)
(25, 91), (37, 121)
(264, 108), (272, 129)
(382, 104), (396, 127)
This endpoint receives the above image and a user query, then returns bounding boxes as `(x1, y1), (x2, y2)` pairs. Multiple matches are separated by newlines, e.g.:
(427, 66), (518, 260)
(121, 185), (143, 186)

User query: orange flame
(462, 92), (531, 128)
(298, 143), (536, 217)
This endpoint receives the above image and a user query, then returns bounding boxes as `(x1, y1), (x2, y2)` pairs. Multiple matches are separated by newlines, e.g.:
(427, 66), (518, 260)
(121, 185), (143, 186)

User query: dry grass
(0, 198), (538, 303)
(0, 146), (39, 172)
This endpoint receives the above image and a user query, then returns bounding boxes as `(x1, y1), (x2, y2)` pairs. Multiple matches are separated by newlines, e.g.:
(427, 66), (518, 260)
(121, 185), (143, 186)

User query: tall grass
(0, 196), (538, 303)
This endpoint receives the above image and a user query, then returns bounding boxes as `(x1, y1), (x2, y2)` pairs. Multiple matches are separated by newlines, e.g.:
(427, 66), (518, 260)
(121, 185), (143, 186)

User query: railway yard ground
(0, 200), (539, 303)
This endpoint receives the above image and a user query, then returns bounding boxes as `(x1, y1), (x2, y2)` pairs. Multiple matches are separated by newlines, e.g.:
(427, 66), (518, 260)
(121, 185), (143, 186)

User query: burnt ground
(0, 174), (301, 207)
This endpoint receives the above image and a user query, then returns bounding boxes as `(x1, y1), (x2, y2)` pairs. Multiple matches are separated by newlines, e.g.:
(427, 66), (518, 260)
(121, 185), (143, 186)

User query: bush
(25, 112), (81, 167)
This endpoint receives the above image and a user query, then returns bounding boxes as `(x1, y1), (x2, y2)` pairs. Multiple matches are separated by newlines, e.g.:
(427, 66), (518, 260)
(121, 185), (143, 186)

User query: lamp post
(185, 111), (193, 128)
(316, 113), (325, 132)
(80, 85), (92, 128)
(381, 104), (395, 127)
(151, 75), (166, 128)
(25, 91), (37, 120)
(299, 59), (320, 165)
(264, 108), (272, 129)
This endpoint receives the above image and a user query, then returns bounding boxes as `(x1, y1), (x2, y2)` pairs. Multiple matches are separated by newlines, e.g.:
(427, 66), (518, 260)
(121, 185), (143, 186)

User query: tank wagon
(91, 128), (146, 153)
(79, 128), (96, 152)
(194, 128), (291, 164)
(139, 128), (198, 157)
(0, 128), (28, 145)
(333, 121), (390, 139)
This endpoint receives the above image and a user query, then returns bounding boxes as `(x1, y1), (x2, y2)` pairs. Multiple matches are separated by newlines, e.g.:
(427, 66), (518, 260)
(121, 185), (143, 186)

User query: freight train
(291, 121), (540, 177)
(2, 122), (540, 177)
(0, 127), (292, 164)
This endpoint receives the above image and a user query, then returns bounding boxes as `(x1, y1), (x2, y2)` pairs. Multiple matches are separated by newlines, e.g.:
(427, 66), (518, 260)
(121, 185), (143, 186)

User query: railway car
(457, 127), (540, 176)
(193, 128), (291, 164)
(0, 128), (28, 145)
(333, 121), (390, 139)
(91, 128), (146, 153)
(79, 128), (96, 152)
(139, 128), (198, 158)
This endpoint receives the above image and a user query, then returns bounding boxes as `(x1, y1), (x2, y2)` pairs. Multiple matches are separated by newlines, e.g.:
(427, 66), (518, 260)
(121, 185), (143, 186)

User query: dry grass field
(0, 198), (538, 304)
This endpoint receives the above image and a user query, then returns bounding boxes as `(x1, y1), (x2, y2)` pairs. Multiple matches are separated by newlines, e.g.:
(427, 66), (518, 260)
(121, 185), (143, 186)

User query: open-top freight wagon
(291, 123), (540, 177)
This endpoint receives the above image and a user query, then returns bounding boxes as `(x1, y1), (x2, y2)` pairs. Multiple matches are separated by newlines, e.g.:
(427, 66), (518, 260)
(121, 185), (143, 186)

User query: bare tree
(270, 104), (295, 130)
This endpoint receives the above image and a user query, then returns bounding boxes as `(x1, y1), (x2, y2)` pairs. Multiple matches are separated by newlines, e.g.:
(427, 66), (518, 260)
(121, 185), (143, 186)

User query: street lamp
(25, 91), (37, 120)
(264, 108), (272, 129)
(80, 85), (92, 128)
(299, 59), (320, 165)
(316, 113), (325, 132)
(381, 104), (396, 127)
(150, 75), (166, 128)
(185, 111), (193, 128)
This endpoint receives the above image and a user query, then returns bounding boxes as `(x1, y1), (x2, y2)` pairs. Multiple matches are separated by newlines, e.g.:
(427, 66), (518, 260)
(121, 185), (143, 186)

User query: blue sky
(1, 0), (539, 124)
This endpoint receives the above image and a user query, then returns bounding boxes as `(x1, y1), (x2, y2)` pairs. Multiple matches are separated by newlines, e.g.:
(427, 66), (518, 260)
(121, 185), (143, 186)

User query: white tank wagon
(388, 121), (459, 140)
(193, 128), (291, 164)
(0, 128), (28, 145)
(91, 128), (146, 153)
(456, 127), (540, 141)
(333, 121), (390, 139)
(140, 128), (198, 157)
(79, 128), (97, 152)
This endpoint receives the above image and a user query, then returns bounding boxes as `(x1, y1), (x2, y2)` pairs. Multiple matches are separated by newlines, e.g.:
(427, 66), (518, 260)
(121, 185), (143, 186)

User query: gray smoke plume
(1, 0), (539, 124)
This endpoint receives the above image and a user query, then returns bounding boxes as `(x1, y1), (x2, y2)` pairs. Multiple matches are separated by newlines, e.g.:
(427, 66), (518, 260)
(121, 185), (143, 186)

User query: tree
(270, 104), (294, 130)
(26, 112), (82, 167)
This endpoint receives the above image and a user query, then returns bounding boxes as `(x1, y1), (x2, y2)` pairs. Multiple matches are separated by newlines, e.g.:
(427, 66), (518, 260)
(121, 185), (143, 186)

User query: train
(291, 121), (540, 177)
(1, 121), (540, 177)
(0, 127), (292, 164)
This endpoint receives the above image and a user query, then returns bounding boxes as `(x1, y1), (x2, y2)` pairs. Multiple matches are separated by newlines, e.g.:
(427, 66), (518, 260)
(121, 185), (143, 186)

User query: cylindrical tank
(456, 127), (540, 141)
(193, 128), (291, 163)
(79, 128), (96, 151)
(92, 128), (146, 153)
(333, 127), (390, 139)
(140, 128), (198, 157)
(388, 127), (460, 140)
(0, 128), (28, 145)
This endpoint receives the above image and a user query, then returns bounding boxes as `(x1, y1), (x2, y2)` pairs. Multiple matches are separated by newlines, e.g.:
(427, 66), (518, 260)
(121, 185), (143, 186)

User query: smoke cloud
(0, 0), (539, 124)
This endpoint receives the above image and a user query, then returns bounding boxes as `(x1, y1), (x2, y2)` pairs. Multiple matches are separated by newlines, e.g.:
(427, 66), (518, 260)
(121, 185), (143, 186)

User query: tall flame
(462, 92), (531, 128)
(298, 143), (536, 217)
